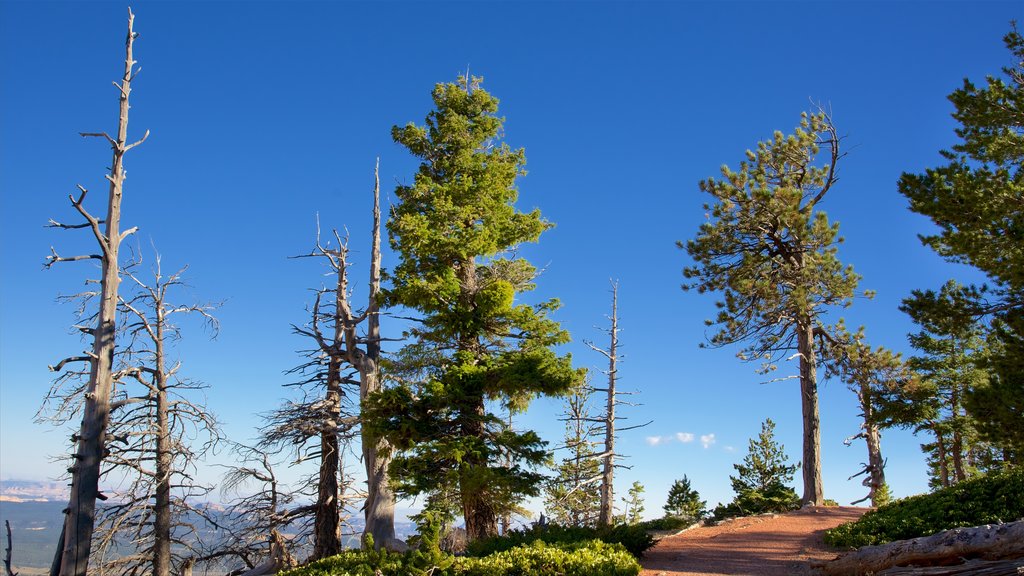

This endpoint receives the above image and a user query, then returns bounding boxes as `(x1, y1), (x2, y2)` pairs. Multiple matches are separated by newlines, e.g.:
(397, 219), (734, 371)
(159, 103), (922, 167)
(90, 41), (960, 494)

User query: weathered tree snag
(47, 10), (147, 576)
(876, 558), (1024, 575)
(4, 520), (17, 576)
(822, 520), (1024, 576)
(353, 161), (396, 549)
(586, 281), (649, 527)
(595, 282), (619, 528)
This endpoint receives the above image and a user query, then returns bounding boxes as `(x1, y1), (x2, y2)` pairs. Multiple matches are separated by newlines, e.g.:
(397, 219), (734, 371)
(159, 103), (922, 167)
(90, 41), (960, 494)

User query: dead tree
(585, 281), (649, 527)
(821, 520), (1024, 576)
(41, 254), (221, 576)
(199, 444), (304, 573)
(285, 160), (395, 552)
(43, 10), (148, 576)
(88, 256), (221, 576)
(4, 521), (16, 576)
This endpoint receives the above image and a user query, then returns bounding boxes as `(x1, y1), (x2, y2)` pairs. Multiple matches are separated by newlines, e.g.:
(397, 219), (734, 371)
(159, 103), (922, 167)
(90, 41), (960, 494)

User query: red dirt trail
(640, 506), (867, 576)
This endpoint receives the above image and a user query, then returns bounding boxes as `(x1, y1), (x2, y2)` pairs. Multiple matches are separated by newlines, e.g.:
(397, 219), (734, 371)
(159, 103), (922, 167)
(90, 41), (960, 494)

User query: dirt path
(641, 506), (866, 576)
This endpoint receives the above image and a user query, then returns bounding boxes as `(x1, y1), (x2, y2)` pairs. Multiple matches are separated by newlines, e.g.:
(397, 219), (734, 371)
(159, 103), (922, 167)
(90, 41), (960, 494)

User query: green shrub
(824, 468), (1024, 548)
(465, 522), (654, 558)
(280, 539), (640, 576)
(822, 498), (839, 507)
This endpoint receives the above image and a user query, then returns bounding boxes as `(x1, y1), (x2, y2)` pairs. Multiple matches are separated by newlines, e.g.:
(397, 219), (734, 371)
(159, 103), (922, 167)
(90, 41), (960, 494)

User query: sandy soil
(640, 506), (867, 576)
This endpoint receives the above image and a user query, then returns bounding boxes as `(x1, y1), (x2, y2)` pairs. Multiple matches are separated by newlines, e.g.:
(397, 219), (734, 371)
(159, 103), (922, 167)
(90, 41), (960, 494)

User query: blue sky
(1, 1), (1019, 519)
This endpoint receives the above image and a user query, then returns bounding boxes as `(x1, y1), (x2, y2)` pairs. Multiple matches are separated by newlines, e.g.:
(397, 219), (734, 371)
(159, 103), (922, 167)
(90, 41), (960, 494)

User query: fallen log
(821, 520), (1024, 576)
(875, 557), (1024, 575)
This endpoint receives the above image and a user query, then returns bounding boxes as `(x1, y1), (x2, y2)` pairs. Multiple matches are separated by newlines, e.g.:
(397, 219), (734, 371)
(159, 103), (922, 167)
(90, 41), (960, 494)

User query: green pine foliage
(898, 281), (991, 488)
(621, 481), (646, 525)
(824, 467), (1024, 548)
(544, 381), (602, 528)
(364, 75), (582, 540)
(898, 25), (1024, 461)
(662, 475), (707, 523)
(713, 419), (800, 521)
(682, 110), (866, 505)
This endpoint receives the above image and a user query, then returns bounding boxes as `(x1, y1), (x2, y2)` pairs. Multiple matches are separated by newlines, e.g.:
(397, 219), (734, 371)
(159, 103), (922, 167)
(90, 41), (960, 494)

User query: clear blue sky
(1, 1), (1018, 518)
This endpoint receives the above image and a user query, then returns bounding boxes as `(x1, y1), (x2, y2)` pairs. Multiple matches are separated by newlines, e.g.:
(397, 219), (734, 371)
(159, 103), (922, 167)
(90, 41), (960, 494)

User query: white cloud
(675, 432), (695, 443)
(645, 436), (667, 446)
(700, 433), (717, 449)
(724, 445), (736, 453)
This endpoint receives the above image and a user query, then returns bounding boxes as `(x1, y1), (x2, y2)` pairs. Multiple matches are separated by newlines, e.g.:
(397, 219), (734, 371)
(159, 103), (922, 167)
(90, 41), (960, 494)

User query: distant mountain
(0, 492), (419, 572)
(0, 479), (69, 502)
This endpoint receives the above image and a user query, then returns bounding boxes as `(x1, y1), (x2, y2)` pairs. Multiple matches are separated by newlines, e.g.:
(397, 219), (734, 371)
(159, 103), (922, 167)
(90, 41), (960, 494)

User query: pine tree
(621, 481), (646, 525)
(682, 111), (865, 506)
(663, 475), (707, 523)
(900, 281), (990, 487)
(544, 380), (601, 527)
(714, 418), (800, 519)
(366, 75), (582, 541)
(899, 25), (1024, 461)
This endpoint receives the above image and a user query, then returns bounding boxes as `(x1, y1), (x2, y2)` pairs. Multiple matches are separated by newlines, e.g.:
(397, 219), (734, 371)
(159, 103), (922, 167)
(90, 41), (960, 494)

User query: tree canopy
(366, 75), (582, 541)
(682, 111), (864, 505)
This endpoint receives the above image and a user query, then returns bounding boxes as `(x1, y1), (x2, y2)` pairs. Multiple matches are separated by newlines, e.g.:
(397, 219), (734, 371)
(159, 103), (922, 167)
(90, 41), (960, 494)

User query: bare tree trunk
(356, 160), (395, 548)
(154, 318), (172, 576)
(821, 520), (1024, 576)
(798, 319), (823, 506)
(598, 283), (619, 527)
(864, 422), (886, 506)
(313, 306), (344, 558)
(57, 12), (145, 576)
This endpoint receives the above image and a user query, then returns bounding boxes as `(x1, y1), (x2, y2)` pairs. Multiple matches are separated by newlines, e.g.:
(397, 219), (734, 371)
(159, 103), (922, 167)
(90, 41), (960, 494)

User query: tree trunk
(934, 428), (950, 488)
(950, 384), (966, 483)
(58, 12), (138, 576)
(358, 160), (395, 549)
(153, 318), (171, 576)
(861, 382), (886, 507)
(797, 319), (823, 506)
(821, 520), (1024, 576)
(460, 394), (498, 541)
(313, 353), (342, 559)
(598, 284), (619, 527)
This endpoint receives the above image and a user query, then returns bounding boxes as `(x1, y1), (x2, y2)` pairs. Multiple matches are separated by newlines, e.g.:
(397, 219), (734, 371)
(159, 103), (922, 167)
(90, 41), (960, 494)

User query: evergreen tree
(682, 111), (865, 505)
(900, 281), (990, 487)
(544, 380), (602, 528)
(663, 475), (707, 523)
(899, 25), (1024, 461)
(365, 75), (581, 541)
(714, 418), (800, 520)
(621, 481), (646, 525)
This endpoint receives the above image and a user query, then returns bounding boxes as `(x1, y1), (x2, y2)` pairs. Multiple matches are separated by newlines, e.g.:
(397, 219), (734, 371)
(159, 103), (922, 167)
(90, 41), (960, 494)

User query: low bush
(465, 522), (655, 558)
(280, 539), (640, 576)
(824, 467), (1024, 548)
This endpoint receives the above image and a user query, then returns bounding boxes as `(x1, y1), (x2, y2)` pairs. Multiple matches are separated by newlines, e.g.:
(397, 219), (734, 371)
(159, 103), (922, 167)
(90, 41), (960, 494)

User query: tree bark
(798, 319), (823, 506)
(313, 309), (344, 558)
(153, 316), (171, 576)
(58, 11), (139, 576)
(822, 520), (1024, 576)
(356, 160), (395, 549)
(598, 283), (619, 527)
